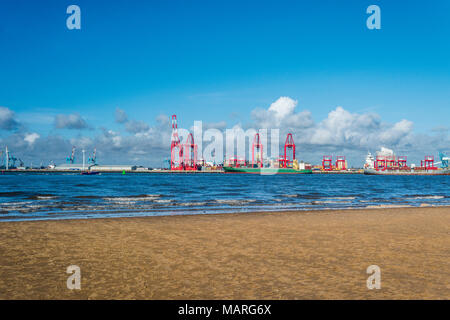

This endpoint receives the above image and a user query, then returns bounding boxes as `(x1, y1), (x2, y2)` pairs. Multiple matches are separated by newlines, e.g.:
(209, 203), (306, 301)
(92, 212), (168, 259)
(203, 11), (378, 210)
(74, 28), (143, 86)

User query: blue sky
(0, 0), (449, 166)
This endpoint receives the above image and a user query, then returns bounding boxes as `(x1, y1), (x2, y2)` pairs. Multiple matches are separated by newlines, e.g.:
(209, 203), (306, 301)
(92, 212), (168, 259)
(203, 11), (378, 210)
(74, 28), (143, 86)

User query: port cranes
(279, 133), (295, 168)
(88, 148), (97, 165)
(335, 156), (347, 170)
(252, 133), (263, 168)
(170, 115), (183, 170)
(434, 152), (449, 168)
(440, 152), (449, 168)
(66, 146), (76, 164)
(421, 156), (438, 170)
(170, 115), (198, 170)
(322, 156), (333, 171)
(183, 133), (198, 170)
(2, 146), (18, 169)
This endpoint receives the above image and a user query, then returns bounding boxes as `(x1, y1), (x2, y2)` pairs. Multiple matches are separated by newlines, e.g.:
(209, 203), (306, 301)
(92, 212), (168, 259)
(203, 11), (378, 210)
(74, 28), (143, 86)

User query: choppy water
(0, 172), (449, 222)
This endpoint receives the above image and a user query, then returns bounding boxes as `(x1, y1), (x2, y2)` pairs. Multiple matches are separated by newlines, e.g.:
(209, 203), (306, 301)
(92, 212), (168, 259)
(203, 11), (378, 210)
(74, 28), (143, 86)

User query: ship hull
(364, 168), (450, 176)
(81, 171), (101, 175)
(223, 167), (313, 174)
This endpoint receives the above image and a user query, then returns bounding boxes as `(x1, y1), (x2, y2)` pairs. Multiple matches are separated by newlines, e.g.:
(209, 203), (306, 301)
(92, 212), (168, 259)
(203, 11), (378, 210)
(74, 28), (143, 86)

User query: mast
(5, 146), (8, 170)
(82, 149), (85, 171)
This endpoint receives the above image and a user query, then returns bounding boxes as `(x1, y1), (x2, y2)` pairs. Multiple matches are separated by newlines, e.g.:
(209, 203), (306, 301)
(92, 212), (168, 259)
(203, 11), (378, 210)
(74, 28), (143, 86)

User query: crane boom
(66, 146), (76, 164)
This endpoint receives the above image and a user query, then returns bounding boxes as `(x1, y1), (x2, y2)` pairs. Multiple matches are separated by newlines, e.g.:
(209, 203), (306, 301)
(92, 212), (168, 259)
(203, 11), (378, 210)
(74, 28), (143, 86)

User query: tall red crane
(252, 133), (263, 168)
(335, 156), (346, 170)
(280, 133), (295, 168)
(170, 115), (183, 170)
(421, 156), (437, 170)
(397, 156), (408, 168)
(183, 133), (198, 170)
(322, 156), (333, 171)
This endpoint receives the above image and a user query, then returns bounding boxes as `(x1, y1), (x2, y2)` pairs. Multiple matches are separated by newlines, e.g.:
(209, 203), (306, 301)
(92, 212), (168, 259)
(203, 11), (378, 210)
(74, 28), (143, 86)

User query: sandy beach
(0, 207), (449, 299)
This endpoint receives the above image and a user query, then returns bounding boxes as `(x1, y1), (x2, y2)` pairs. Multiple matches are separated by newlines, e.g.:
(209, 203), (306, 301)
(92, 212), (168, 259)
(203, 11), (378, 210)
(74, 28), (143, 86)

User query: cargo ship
(364, 168), (450, 175)
(223, 158), (312, 174)
(363, 149), (450, 175)
(223, 166), (312, 174)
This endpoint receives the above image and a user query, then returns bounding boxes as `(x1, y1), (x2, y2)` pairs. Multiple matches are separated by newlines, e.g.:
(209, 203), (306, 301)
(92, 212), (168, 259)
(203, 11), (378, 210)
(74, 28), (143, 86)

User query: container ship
(223, 162), (313, 174)
(363, 148), (450, 175)
(222, 133), (312, 174)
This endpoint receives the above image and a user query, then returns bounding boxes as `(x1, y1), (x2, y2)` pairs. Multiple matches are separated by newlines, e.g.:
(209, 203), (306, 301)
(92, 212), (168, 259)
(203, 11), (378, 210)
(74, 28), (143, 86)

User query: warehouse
(89, 165), (137, 172)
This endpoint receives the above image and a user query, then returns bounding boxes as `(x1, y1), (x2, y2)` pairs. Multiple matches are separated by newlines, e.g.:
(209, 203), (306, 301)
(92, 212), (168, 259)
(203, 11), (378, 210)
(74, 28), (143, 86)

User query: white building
(89, 165), (137, 172)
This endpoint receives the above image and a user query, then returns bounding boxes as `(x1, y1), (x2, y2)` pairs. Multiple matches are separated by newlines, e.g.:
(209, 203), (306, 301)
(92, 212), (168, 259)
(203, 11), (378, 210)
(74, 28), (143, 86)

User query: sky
(0, 0), (449, 167)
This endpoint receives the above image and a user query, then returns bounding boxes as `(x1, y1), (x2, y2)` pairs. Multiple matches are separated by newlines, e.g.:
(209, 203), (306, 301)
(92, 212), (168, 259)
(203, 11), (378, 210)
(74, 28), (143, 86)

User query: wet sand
(0, 207), (449, 299)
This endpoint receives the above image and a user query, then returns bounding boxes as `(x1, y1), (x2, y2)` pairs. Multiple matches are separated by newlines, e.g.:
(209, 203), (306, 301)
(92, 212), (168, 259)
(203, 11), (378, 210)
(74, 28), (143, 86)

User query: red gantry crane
(183, 133), (198, 170)
(335, 156), (347, 170)
(397, 156), (408, 169)
(421, 155), (438, 170)
(252, 133), (263, 168)
(279, 133), (296, 168)
(322, 155), (333, 171)
(170, 115), (183, 170)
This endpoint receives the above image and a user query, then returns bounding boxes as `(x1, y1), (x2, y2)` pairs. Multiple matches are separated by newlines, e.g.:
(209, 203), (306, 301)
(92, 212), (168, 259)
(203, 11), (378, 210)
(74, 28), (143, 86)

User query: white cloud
(268, 96), (297, 119)
(245, 97), (439, 165)
(252, 97), (314, 129)
(125, 120), (150, 134)
(115, 107), (128, 124)
(70, 136), (92, 149)
(379, 119), (413, 145)
(308, 106), (382, 147)
(24, 133), (40, 145)
(54, 113), (88, 129)
(1, 100), (447, 167)
(115, 108), (151, 133)
(250, 98), (416, 153)
(0, 106), (19, 130)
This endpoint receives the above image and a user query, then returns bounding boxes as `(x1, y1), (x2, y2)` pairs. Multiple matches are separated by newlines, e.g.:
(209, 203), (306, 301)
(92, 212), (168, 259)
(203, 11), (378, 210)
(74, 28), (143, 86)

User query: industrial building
(51, 164), (137, 172)
(89, 165), (137, 172)
(52, 164), (86, 171)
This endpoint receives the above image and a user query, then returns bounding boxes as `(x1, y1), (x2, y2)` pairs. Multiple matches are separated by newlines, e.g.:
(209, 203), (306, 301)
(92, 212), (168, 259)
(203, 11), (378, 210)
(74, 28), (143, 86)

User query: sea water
(0, 172), (449, 222)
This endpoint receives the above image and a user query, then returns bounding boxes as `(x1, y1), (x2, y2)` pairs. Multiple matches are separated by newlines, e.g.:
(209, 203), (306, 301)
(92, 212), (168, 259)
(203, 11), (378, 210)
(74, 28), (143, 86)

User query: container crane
(163, 157), (171, 169)
(170, 115), (183, 170)
(322, 156), (333, 171)
(66, 146), (76, 164)
(335, 156), (347, 170)
(183, 133), (198, 170)
(279, 133), (295, 168)
(252, 133), (263, 168)
(4, 146), (18, 169)
(435, 152), (449, 168)
(88, 148), (97, 165)
(421, 156), (437, 170)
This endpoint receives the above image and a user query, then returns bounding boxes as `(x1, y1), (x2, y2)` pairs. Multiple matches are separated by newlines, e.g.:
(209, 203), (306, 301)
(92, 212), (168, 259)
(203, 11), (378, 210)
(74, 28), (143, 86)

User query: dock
(1, 168), (362, 174)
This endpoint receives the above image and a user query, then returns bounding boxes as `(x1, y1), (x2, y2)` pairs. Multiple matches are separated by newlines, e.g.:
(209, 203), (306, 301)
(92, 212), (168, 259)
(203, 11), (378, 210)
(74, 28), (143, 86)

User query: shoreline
(1, 203), (449, 223)
(0, 206), (449, 299)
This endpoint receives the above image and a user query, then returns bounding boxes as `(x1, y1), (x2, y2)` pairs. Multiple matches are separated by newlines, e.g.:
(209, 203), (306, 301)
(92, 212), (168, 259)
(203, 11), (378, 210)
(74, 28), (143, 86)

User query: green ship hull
(223, 167), (313, 174)
(364, 168), (450, 176)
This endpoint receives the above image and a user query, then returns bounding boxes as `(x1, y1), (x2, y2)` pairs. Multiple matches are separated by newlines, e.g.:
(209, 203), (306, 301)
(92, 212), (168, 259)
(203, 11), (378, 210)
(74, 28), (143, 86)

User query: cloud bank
(0, 106), (19, 131)
(54, 113), (89, 130)
(252, 97), (416, 150)
(0, 98), (448, 167)
(248, 97), (447, 165)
